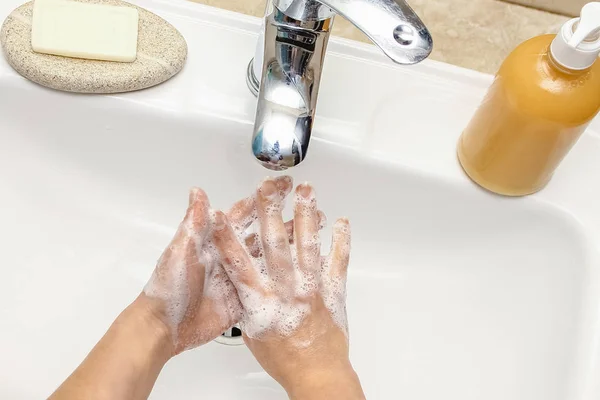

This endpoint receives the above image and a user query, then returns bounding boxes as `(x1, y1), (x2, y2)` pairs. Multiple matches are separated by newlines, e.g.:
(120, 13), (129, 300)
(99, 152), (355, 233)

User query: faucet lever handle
(317, 0), (432, 64)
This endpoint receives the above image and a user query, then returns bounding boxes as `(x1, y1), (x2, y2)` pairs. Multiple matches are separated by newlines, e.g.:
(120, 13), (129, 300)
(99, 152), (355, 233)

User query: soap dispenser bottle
(457, 2), (600, 196)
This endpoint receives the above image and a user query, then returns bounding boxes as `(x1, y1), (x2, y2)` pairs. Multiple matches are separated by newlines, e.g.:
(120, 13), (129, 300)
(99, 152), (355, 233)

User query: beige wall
(503, 0), (585, 16)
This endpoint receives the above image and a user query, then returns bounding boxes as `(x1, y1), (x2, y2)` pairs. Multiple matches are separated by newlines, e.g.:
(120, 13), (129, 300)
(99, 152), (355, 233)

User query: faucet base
(246, 59), (259, 97)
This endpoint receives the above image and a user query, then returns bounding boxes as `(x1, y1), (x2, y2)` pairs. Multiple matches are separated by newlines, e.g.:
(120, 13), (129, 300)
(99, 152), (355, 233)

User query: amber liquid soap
(458, 28), (600, 196)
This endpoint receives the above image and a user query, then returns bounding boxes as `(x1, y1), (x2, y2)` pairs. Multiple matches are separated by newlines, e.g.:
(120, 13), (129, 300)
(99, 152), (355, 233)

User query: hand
(50, 177), (302, 400)
(213, 178), (365, 400)
(142, 177), (295, 355)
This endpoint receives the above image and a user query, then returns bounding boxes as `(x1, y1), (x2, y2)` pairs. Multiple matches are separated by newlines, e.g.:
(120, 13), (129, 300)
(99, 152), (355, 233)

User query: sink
(2, 0), (600, 399)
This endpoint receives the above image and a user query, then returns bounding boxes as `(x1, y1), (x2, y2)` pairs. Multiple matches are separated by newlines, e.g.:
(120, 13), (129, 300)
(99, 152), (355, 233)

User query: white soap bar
(31, 0), (139, 62)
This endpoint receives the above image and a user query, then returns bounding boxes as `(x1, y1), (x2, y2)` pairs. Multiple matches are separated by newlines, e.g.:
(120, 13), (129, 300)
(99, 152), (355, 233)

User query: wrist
(49, 296), (174, 400)
(117, 295), (175, 365)
(286, 363), (366, 400)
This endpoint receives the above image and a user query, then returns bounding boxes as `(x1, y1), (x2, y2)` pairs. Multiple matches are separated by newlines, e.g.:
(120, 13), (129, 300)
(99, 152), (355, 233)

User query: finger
(189, 187), (209, 207)
(205, 264), (243, 323)
(245, 210), (326, 256)
(274, 175), (294, 198)
(256, 178), (294, 286)
(146, 189), (210, 292)
(212, 211), (261, 299)
(227, 176), (293, 233)
(326, 218), (351, 279)
(226, 196), (255, 234)
(169, 188), (211, 249)
(174, 188), (211, 272)
(293, 183), (321, 274)
(184, 188), (211, 242)
(284, 210), (327, 244)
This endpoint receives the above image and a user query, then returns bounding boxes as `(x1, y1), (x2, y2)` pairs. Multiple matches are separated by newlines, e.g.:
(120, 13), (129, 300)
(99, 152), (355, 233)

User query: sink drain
(214, 324), (245, 346)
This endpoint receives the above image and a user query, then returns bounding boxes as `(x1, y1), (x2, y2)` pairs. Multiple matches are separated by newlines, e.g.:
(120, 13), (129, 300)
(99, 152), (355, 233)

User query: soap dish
(0, 0), (188, 94)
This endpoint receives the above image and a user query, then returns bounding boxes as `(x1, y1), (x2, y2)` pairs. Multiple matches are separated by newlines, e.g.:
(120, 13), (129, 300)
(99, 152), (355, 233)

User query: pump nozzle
(568, 2), (600, 47)
(550, 2), (600, 70)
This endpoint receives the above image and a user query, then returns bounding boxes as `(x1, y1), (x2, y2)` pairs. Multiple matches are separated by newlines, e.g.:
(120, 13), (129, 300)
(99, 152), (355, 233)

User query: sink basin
(2, 0), (600, 399)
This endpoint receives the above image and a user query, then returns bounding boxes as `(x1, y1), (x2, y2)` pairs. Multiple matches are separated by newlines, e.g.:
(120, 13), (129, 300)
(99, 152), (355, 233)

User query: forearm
(50, 295), (173, 400)
(286, 365), (366, 400)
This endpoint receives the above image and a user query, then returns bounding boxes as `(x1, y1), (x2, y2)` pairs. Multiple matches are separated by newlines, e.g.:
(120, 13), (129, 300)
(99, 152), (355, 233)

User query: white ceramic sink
(2, 0), (600, 399)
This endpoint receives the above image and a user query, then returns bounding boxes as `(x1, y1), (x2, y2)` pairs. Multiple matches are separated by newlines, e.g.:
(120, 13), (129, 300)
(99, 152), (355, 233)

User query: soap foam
(320, 273), (349, 336)
(321, 218), (351, 335)
(224, 181), (350, 341)
(144, 199), (243, 348)
(144, 180), (350, 347)
(143, 242), (191, 345)
(195, 210), (247, 330)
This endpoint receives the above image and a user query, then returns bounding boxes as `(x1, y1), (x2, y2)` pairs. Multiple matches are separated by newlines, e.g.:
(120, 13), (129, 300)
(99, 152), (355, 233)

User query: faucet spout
(249, 6), (333, 170)
(248, 0), (432, 170)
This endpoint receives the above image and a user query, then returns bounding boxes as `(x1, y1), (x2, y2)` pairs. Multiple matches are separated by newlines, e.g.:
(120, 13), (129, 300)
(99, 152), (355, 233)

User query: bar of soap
(31, 0), (139, 62)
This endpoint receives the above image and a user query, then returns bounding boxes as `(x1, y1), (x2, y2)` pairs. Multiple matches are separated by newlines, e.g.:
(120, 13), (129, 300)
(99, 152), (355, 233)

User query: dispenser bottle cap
(551, 2), (600, 70)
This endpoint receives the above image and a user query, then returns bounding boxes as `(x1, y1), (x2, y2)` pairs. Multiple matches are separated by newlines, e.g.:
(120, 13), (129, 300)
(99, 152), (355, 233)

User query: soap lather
(458, 2), (600, 196)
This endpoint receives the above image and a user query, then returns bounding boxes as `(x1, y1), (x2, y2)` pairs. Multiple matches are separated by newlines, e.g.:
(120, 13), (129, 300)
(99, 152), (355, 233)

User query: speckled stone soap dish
(0, 0), (187, 93)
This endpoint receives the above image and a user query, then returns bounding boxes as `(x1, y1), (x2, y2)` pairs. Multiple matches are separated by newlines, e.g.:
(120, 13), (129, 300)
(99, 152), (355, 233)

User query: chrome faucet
(246, 0), (433, 170)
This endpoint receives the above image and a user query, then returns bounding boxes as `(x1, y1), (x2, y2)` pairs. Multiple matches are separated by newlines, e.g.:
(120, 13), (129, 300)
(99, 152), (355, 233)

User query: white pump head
(551, 2), (600, 70)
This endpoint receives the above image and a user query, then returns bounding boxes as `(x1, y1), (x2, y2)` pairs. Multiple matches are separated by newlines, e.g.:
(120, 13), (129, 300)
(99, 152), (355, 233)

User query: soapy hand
(213, 178), (364, 399)
(142, 177), (296, 354)
(142, 187), (240, 354)
(49, 177), (363, 400)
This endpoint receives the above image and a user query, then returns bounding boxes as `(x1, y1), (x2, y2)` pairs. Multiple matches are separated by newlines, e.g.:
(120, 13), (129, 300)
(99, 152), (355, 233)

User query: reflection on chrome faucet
(247, 0), (433, 170)
(250, 7), (329, 170)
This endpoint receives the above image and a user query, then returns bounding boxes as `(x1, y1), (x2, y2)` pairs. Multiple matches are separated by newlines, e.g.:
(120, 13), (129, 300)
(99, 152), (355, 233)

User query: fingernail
(259, 178), (278, 200)
(278, 175), (292, 187)
(335, 217), (350, 230)
(189, 187), (199, 205)
(189, 187), (208, 207)
(297, 183), (314, 199)
(276, 175), (293, 195)
(276, 175), (292, 184)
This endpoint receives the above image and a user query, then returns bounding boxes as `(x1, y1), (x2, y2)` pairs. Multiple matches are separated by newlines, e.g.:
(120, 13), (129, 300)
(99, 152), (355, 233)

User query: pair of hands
(142, 176), (362, 398)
